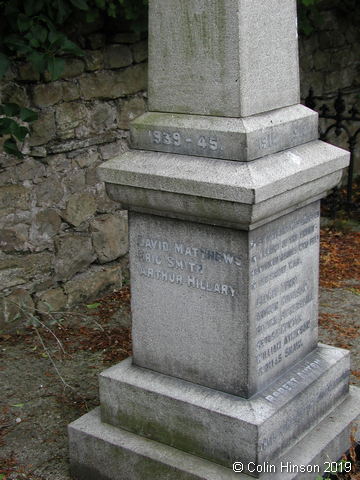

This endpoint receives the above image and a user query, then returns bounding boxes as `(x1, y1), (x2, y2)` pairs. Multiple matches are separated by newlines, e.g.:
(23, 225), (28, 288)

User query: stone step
(69, 386), (360, 480)
(98, 344), (350, 471)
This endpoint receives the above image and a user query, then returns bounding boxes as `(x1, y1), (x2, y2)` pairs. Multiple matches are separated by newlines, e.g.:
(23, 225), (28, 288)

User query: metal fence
(305, 88), (360, 217)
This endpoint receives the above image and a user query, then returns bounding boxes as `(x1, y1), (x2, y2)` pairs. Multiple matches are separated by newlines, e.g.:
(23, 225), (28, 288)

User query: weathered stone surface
(15, 158), (46, 182)
(0, 185), (30, 214)
(0, 169), (14, 185)
(35, 287), (67, 314)
(91, 213), (128, 263)
(30, 146), (47, 157)
(131, 41), (148, 63)
(48, 132), (117, 154)
(17, 62), (40, 81)
(129, 203), (322, 397)
(88, 102), (117, 134)
(55, 233), (95, 281)
(118, 96), (146, 129)
(69, 387), (360, 480)
(107, 169), (341, 232)
(56, 102), (88, 139)
(112, 32), (140, 44)
(71, 149), (100, 168)
(98, 141), (348, 216)
(36, 177), (64, 206)
(99, 139), (128, 160)
(62, 192), (97, 227)
(30, 110), (56, 146)
(104, 45), (132, 69)
(61, 59), (85, 78)
(62, 82), (80, 101)
(79, 64), (147, 100)
(0, 65), (16, 84)
(32, 82), (63, 106)
(85, 166), (99, 185)
(65, 170), (86, 194)
(312, 50), (331, 72)
(325, 68), (354, 93)
(300, 71), (325, 100)
(64, 264), (122, 306)
(30, 209), (62, 245)
(299, 51), (314, 73)
(0, 151), (23, 169)
(0, 252), (53, 289)
(2, 83), (30, 106)
(149, 0), (299, 117)
(45, 153), (69, 173)
(130, 105), (318, 162)
(100, 346), (349, 469)
(0, 288), (35, 333)
(88, 33), (105, 49)
(319, 30), (346, 50)
(0, 267), (26, 290)
(95, 183), (119, 213)
(84, 50), (104, 72)
(0, 224), (29, 252)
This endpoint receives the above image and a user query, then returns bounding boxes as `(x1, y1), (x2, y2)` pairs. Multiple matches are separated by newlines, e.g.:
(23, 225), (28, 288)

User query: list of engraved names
(250, 207), (319, 377)
(136, 236), (241, 298)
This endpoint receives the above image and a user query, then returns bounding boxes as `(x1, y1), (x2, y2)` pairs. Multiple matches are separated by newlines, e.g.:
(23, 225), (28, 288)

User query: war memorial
(68, 1), (360, 478)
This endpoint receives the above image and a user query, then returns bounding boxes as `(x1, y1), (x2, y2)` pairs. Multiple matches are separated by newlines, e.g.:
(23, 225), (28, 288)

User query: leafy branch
(0, 0), (148, 157)
(298, 0), (322, 36)
(0, 102), (38, 158)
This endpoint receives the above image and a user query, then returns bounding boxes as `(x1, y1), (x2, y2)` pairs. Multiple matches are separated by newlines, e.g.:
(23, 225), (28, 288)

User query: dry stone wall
(1, 5), (359, 331)
(0, 31), (147, 331)
(299, 3), (360, 174)
(299, 6), (359, 100)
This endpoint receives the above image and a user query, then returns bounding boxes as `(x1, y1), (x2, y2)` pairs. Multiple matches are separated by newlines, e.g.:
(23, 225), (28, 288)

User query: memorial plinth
(69, 1), (360, 479)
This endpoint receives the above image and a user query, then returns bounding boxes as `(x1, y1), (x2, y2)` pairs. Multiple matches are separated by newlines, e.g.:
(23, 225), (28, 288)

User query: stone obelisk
(69, 1), (360, 478)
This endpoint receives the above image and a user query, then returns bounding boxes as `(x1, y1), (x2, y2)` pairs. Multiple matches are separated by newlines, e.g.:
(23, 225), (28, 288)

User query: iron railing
(305, 88), (360, 217)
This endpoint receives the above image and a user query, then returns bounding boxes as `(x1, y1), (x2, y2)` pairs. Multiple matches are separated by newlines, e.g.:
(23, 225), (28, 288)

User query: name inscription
(258, 367), (348, 452)
(136, 236), (239, 297)
(251, 205), (320, 377)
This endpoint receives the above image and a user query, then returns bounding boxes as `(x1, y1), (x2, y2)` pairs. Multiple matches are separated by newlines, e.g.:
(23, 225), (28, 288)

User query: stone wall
(0, 31), (147, 330)
(1, 5), (359, 330)
(299, 2), (360, 174)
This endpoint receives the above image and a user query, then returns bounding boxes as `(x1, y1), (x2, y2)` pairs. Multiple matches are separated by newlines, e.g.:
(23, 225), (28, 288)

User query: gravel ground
(1, 285), (359, 480)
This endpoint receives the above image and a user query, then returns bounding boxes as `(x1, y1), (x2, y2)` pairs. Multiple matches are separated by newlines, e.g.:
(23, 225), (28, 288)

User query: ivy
(0, 103), (38, 158)
(0, 0), (148, 157)
(298, 0), (322, 35)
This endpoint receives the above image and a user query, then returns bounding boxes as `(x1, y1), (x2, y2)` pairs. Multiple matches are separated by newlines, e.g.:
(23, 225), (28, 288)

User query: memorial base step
(69, 387), (360, 480)
(98, 345), (350, 470)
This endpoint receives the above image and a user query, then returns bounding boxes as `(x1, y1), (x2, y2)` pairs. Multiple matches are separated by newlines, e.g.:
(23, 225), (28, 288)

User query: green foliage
(117, 0), (148, 30)
(298, 0), (322, 35)
(0, 0), (148, 157)
(0, 0), (148, 83)
(0, 0), (89, 81)
(0, 102), (38, 157)
(86, 302), (101, 309)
